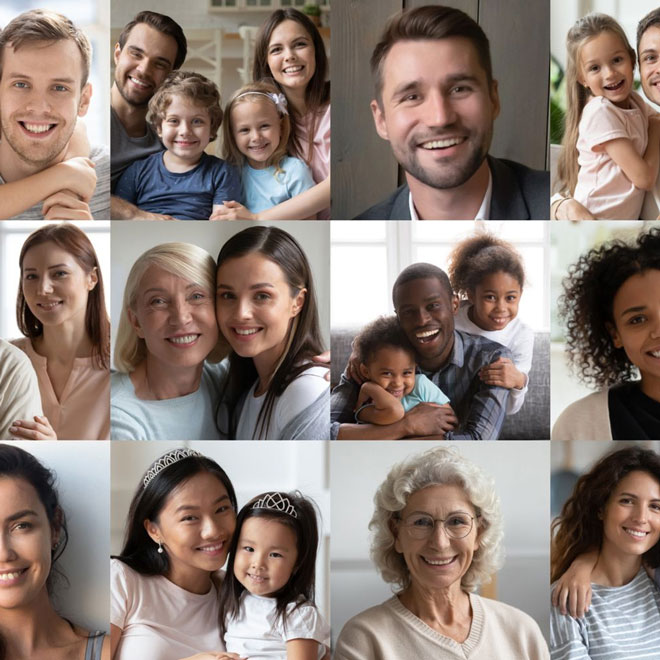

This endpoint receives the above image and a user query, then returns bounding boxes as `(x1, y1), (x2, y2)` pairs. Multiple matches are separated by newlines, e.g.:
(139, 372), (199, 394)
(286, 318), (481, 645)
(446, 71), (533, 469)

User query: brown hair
(223, 79), (291, 176)
(371, 5), (493, 105)
(16, 224), (110, 370)
(637, 7), (660, 57)
(252, 8), (329, 165)
(555, 13), (636, 196)
(551, 446), (660, 582)
(117, 10), (187, 71)
(147, 71), (223, 141)
(448, 233), (525, 300)
(0, 9), (92, 87)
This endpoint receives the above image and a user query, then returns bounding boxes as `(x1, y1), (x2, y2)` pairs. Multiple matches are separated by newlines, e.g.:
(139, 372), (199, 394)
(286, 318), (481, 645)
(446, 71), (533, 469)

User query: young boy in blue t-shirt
(115, 71), (241, 220)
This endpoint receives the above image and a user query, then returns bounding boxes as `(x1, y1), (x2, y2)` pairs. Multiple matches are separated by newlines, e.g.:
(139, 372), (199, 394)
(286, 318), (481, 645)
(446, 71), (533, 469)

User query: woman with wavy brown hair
(550, 446), (660, 658)
(9, 223), (110, 440)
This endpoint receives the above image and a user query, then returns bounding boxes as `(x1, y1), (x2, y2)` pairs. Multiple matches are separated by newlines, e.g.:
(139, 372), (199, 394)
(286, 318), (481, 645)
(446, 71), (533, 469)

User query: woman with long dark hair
(215, 8), (330, 220)
(215, 226), (328, 439)
(550, 446), (660, 658)
(0, 444), (108, 659)
(10, 223), (110, 440)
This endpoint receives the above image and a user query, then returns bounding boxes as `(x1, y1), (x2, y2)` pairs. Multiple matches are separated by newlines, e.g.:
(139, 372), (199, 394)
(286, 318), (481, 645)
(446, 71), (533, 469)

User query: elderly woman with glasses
(334, 446), (549, 660)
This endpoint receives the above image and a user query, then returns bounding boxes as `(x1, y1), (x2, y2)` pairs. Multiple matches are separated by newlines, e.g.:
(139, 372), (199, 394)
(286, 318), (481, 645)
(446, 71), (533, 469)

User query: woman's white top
(225, 592), (330, 660)
(111, 559), (225, 660)
(454, 302), (534, 415)
(550, 568), (660, 659)
(235, 365), (329, 439)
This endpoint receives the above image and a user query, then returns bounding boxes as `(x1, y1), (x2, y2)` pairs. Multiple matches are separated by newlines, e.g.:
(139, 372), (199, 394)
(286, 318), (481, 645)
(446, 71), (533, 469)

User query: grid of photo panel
(1, 0), (660, 658)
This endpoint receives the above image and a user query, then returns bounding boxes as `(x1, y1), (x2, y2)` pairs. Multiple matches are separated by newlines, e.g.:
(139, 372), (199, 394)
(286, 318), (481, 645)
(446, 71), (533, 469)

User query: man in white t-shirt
(553, 8), (660, 220)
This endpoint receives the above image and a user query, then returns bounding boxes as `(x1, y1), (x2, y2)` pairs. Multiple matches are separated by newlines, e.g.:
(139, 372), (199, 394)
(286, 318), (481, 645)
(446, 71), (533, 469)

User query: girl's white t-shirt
(225, 592), (330, 660)
(111, 559), (225, 660)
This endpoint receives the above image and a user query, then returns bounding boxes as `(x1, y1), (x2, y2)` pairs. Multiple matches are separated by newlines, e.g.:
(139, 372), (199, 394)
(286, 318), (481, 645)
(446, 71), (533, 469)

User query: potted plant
(303, 4), (321, 27)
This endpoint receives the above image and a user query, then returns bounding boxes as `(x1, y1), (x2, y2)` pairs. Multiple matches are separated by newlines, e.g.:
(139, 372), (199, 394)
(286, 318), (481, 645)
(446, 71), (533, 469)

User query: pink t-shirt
(296, 103), (330, 219)
(574, 91), (652, 219)
(11, 337), (109, 440)
(111, 559), (225, 660)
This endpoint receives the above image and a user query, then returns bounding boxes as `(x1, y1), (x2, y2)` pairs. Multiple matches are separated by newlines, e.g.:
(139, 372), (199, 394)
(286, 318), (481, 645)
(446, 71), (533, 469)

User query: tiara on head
(252, 492), (297, 518)
(143, 449), (202, 488)
(234, 91), (289, 116)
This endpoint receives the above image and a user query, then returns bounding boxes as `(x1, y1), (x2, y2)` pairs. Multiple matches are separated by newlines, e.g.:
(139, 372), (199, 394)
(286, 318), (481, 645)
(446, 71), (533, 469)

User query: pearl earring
(157, 541), (163, 554)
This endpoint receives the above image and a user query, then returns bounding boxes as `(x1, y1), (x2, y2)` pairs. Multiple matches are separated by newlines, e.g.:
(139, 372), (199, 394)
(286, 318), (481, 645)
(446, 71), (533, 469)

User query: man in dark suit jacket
(355, 5), (549, 221)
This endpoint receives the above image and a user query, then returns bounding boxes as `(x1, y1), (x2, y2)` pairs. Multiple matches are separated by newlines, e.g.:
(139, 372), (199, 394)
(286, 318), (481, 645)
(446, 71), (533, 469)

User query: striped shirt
(331, 330), (511, 440)
(550, 568), (660, 659)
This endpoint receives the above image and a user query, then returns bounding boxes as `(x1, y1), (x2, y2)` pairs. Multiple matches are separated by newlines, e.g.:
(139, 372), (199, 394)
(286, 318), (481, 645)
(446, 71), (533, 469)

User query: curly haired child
(553, 226), (660, 440)
(448, 233), (533, 416)
(353, 316), (450, 425)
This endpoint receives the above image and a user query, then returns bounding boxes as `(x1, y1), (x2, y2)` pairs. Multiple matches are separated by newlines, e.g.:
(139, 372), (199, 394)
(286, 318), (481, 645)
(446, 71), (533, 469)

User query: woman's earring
(157, 541), (163, 554)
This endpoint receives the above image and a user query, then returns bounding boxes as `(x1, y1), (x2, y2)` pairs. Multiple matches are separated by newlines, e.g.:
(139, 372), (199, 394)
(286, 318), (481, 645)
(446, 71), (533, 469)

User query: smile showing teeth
(415, 328), (439, 343)
(649, 350), (660, 358)
(167, 334), (199, 345)
(283, 65), (303, 74)
(21, 122), (55, 134)
(623, 527), (648, 538)
(421, 137), (465, 149)
(198, 542), (224, 552)
(0, 569), (26, 581)
(38, 301), (62, 310)
(247, 573), (266, 582)
(129, 76), (149, 89)
(422, 556), (455, 566)
(604, 80), (624, 91)
(235, 328), (261, 336)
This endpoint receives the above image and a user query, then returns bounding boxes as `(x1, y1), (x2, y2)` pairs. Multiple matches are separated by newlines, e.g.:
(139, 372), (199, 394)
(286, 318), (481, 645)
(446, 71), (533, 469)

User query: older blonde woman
(111, 243), (227, 440)
(335, 446), (549, 660)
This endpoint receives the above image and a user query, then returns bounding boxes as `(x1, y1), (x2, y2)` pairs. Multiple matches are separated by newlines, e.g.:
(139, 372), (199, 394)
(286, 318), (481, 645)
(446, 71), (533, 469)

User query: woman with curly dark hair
(550, 446), (660, 658)
(553, 227), (660, 440)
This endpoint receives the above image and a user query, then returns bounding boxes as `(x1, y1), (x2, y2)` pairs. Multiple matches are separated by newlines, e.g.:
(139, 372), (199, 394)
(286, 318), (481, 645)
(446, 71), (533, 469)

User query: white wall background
(332, 220), (550, 332)
(2, 441), (110, 633)
(110, 221), (330, 369)
(331, 441), (551, 645)
(0, 222), (111, 340)
(550, 221), (657, 427)
(0, 0), (110, 148)
(111, 440), (330, 624)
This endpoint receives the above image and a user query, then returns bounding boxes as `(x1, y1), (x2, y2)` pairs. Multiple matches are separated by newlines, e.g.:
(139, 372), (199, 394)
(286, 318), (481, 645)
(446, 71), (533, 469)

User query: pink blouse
(296, 103), (330, 219)
(12, 337), (110, 440)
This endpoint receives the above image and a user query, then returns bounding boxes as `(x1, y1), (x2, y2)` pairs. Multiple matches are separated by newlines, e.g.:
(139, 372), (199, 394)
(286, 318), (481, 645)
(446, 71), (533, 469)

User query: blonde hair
(222, 80), (291, 178)
(147, 71), (224, 141)
(555, 13), (636, 196)
(114, 242), (226, 373)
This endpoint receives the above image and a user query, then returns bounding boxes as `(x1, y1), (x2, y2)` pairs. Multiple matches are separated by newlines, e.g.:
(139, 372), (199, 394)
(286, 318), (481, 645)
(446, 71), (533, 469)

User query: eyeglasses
(397, 512), (477, 539)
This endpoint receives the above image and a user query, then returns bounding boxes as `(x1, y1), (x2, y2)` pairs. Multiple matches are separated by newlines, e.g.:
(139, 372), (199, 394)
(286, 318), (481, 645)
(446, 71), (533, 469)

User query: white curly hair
(369, 446), (504, 592)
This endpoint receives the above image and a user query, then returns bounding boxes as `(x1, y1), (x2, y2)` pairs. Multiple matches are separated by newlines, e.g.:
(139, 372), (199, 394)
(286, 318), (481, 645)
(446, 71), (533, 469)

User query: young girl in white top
(556, 13), (660, 220)
(220, 491), (329, 660)
(448, 233), (533, 416)
(220, 81), (315, 218)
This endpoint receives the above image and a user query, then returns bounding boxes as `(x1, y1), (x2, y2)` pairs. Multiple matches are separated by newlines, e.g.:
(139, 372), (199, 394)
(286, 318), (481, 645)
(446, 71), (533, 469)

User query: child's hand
(355, 382), (375, 410)
(210, 200), (256, 221)
(42, 190), (93, 220)
(57, 157), (97, 202)
(479, 357), (525, 390)
(9, 416), (57, 440)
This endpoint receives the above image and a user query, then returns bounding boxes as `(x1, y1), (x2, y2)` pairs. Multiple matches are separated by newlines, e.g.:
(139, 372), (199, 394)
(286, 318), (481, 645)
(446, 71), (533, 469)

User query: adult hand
(551, 197), (595, 221)
(42, 190), (93, 220)
(181, 653), (245, 660)
(479, 357), (524, 389)
(9, 416), (58, 440)
(210, 200), (257, 221)
(58, 157), (97, 201)
(346, 348), (363, 385)
(551, 577), (592, 619)
(401, 402), (457, 438)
